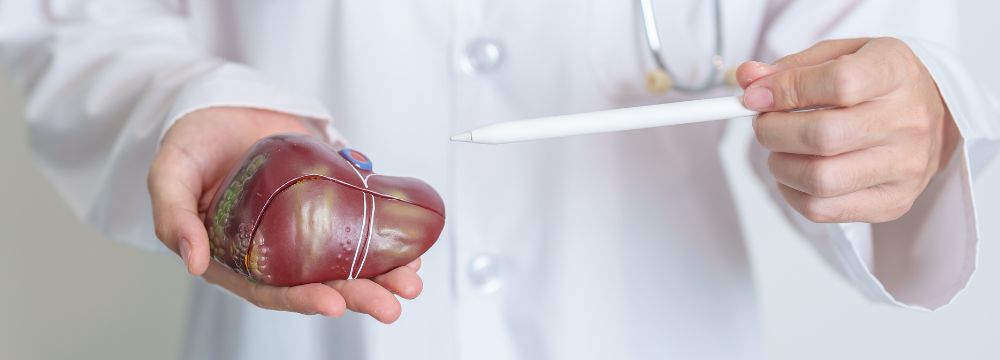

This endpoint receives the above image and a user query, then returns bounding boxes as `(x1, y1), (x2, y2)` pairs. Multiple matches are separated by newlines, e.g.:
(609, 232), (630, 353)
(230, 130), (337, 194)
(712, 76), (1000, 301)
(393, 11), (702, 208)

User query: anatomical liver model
(205, 134), (445, 286)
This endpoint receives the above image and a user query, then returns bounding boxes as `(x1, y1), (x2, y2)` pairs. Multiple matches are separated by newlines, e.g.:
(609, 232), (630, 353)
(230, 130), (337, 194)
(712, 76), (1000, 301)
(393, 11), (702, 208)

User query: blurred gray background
(1, 2), (999, 359)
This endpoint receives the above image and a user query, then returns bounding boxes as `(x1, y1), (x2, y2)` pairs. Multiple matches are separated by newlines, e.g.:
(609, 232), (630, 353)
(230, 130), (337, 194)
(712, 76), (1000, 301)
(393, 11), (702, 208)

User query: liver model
(205, 134), (445, 286)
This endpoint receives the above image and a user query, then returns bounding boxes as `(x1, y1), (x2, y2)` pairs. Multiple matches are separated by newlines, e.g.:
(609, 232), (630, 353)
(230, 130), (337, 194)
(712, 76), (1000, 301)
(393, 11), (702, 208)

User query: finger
(777, 182), (914, 223)
(275, 283), (348, 317)
(745, 58), (872, 111)
(202, 262), (347, 317)
(405, 258), (422, 272)
(768, 147), (905, 198)
(373, 266), (424, 300)
(745, 39), (903, 111)
(737, 39), (868, 90)
(326, 279), (403, 324)
(774, 38), (870, 68)
(742, 39), (867, 110)
(148, 146), (211, 275)
(752, 102), (887, 156)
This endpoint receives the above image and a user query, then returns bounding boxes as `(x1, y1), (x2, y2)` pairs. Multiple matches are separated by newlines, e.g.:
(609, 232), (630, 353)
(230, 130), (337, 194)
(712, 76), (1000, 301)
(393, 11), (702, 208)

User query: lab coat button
(461, 39), (503, 74)
(467, 254), (502, 293)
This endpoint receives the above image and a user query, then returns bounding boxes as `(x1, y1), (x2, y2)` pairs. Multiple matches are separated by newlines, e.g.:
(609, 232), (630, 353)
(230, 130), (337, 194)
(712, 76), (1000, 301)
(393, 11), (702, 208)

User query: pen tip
(450, 132), (472, 142)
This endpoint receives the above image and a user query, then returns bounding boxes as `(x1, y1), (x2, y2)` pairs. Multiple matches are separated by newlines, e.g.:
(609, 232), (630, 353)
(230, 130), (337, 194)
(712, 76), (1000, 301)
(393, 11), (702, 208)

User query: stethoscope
(638, 0), (737, 94)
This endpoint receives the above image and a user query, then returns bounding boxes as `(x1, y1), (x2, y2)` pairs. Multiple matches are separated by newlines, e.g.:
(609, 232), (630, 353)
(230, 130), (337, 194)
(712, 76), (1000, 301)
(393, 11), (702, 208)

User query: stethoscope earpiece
(724, 67), (739, 88)
(646, 67), (739, 95)
(645, 69), (673, 94)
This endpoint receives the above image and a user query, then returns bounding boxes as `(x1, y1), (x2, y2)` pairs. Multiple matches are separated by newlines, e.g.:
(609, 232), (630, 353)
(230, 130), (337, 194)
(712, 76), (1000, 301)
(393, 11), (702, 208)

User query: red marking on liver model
(205, 134), (445, 286)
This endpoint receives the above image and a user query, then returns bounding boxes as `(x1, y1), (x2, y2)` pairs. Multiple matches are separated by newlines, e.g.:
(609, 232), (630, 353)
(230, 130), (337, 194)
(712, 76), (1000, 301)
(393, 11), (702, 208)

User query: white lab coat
(1, 1), (997, 359)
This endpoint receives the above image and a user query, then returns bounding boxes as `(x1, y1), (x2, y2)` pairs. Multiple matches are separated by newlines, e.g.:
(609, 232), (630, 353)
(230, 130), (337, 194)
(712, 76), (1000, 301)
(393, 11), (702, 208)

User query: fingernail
(179, 238), (192, 268)
(744, 87), (774, 110)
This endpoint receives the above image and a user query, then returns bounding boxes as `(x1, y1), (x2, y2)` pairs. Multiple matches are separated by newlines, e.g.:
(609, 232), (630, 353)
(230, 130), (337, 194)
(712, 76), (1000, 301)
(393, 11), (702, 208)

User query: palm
(148, 107), (421, 322)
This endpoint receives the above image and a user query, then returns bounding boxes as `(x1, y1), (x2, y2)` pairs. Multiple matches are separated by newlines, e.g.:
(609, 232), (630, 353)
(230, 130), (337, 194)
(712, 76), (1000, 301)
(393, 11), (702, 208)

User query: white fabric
(1, 0), (997, 359)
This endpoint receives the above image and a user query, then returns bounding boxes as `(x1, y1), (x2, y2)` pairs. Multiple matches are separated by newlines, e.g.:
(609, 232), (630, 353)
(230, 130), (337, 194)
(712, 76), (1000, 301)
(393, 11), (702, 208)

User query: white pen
(450, 95), (759, 144)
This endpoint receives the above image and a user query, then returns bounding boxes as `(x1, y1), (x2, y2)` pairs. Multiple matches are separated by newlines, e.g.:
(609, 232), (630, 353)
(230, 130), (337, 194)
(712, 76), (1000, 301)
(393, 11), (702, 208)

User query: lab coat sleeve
(0, 1), (339, 253)
(749, 0), (1000, 310)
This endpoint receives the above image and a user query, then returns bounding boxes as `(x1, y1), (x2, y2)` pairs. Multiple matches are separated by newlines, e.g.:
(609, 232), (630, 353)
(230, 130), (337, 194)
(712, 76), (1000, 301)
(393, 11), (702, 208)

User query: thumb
(742, 38), (871, 111)
(148, 146), (212, 276)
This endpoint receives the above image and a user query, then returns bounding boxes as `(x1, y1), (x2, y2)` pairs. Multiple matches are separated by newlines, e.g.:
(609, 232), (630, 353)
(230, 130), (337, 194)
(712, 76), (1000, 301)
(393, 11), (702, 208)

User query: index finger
(202, 261), (347, 317)
(752, 101), (887, 156)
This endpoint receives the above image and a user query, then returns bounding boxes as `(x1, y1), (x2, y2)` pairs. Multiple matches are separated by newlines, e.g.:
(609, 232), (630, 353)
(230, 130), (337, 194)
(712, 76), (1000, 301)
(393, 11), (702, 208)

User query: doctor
(1, 1), (997, 359)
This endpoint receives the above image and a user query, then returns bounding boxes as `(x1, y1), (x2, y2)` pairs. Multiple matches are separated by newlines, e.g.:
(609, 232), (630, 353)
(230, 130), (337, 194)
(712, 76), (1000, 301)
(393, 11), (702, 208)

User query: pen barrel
(468, 96), (758, 144)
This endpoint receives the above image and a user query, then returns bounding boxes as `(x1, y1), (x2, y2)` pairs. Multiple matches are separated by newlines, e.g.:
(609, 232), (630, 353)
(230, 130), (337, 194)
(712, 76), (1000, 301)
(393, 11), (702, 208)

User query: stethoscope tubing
(638, 0), (726, 93)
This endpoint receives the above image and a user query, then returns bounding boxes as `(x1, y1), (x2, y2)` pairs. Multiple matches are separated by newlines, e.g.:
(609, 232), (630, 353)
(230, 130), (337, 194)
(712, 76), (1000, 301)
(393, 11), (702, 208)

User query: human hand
(737, 38), (961, 223)
(148, 107), (422, 322)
